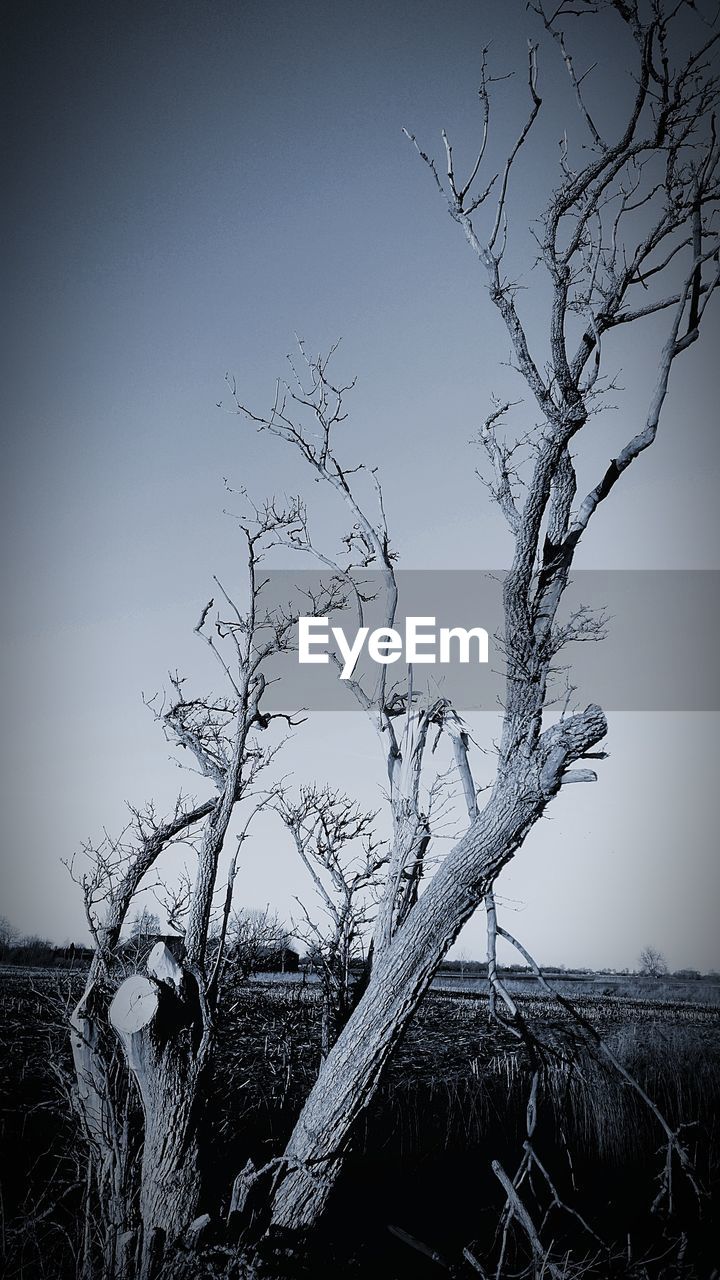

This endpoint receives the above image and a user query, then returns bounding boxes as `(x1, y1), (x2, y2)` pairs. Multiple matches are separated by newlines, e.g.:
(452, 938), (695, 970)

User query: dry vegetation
(1, 967), (718, 1279)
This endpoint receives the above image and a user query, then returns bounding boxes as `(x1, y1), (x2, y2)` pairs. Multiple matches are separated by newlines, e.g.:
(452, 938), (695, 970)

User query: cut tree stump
(109, 975), (159, 1035)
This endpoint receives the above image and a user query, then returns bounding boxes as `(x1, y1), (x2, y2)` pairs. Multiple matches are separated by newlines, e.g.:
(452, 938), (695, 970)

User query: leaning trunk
(270, 706), (605, 1231)
(270, 777), (538, 1229)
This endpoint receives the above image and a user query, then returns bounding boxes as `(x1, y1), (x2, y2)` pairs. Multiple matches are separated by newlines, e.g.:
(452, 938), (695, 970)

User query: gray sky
(2, 0), (719, 970)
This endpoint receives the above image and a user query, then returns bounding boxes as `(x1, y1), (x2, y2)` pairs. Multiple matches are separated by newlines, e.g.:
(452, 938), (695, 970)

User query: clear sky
(2, 0), (718, 970)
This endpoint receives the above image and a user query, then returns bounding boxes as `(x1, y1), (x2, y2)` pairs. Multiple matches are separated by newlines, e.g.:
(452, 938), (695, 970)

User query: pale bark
(109, 947), (207, 1277)
(270, 704), (605, 1228)
(71, 983), (133, 1277)
(70, 802), (216, 1274)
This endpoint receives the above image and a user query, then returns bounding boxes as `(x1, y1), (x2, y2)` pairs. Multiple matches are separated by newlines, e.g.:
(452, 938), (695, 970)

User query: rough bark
(270, 704), (606, 1229)
(109, 946), (207, 1277)
(71, 981), (134, 1277)
(370, 701), (442, 970)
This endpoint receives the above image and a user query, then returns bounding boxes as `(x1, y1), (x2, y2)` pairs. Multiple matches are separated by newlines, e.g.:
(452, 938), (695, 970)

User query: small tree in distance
(0, 914), (18, 958)
(639, 945), (669, 978)
(226, 906), (293, 980)
(127, 908), (161, 942)
(278, 786), (386, 1057)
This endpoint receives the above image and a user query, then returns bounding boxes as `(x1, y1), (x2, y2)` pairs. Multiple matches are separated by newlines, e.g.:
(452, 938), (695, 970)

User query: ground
(1, 966), (718, 1278)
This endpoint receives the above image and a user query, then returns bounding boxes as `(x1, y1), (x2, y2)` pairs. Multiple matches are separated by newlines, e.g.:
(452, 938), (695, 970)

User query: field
(1, 966), (719, 1279)
(432, 969), (720, 1006)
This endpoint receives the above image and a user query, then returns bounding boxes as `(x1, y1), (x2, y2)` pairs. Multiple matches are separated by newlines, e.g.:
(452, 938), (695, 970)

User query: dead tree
(225, 906), (292, 980)
(639, 944), (669, 977)
(230, 0), (719, 1233)
(227, 342), (464, 981)
(67, 500), (311, 1278)
(278, 786), (386, 1057)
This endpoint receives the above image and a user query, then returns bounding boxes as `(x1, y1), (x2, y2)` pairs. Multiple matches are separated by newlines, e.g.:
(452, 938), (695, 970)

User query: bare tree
(0, 914), (19, 958)
(127, 908), (162, 943)
(639, 944), (669, 977)
(225, 906), (292, 980)
(227, 0), (719, 1233)
(279, 786), (386, 1057)
(67, 500), (311, 1279)
(227, 344), (461, 982)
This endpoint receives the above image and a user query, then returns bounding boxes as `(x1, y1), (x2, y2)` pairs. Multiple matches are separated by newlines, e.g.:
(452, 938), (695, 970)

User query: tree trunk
(371, 804), (429, 968)
(71, 982), (133, 1278)
(270, 707), (605, 1230)
(109, 946), (207, 1278)
(270, 784), (529, 1227)
(138, 1076), (201, 1277)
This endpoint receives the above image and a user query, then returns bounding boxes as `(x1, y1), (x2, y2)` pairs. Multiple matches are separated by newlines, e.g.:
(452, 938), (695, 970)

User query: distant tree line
(0, 924), (94, 969)
(0, 910), (301, 974)
(0, 914), (710, 981)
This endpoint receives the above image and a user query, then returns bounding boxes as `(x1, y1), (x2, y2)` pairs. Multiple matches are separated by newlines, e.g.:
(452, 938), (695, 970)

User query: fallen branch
(491, 1161), (564, 1280)
(387, 1223), (453, 1271)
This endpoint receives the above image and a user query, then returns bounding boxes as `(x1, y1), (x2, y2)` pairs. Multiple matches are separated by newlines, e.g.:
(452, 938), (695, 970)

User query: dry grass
(1, 970), (718, 1279)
